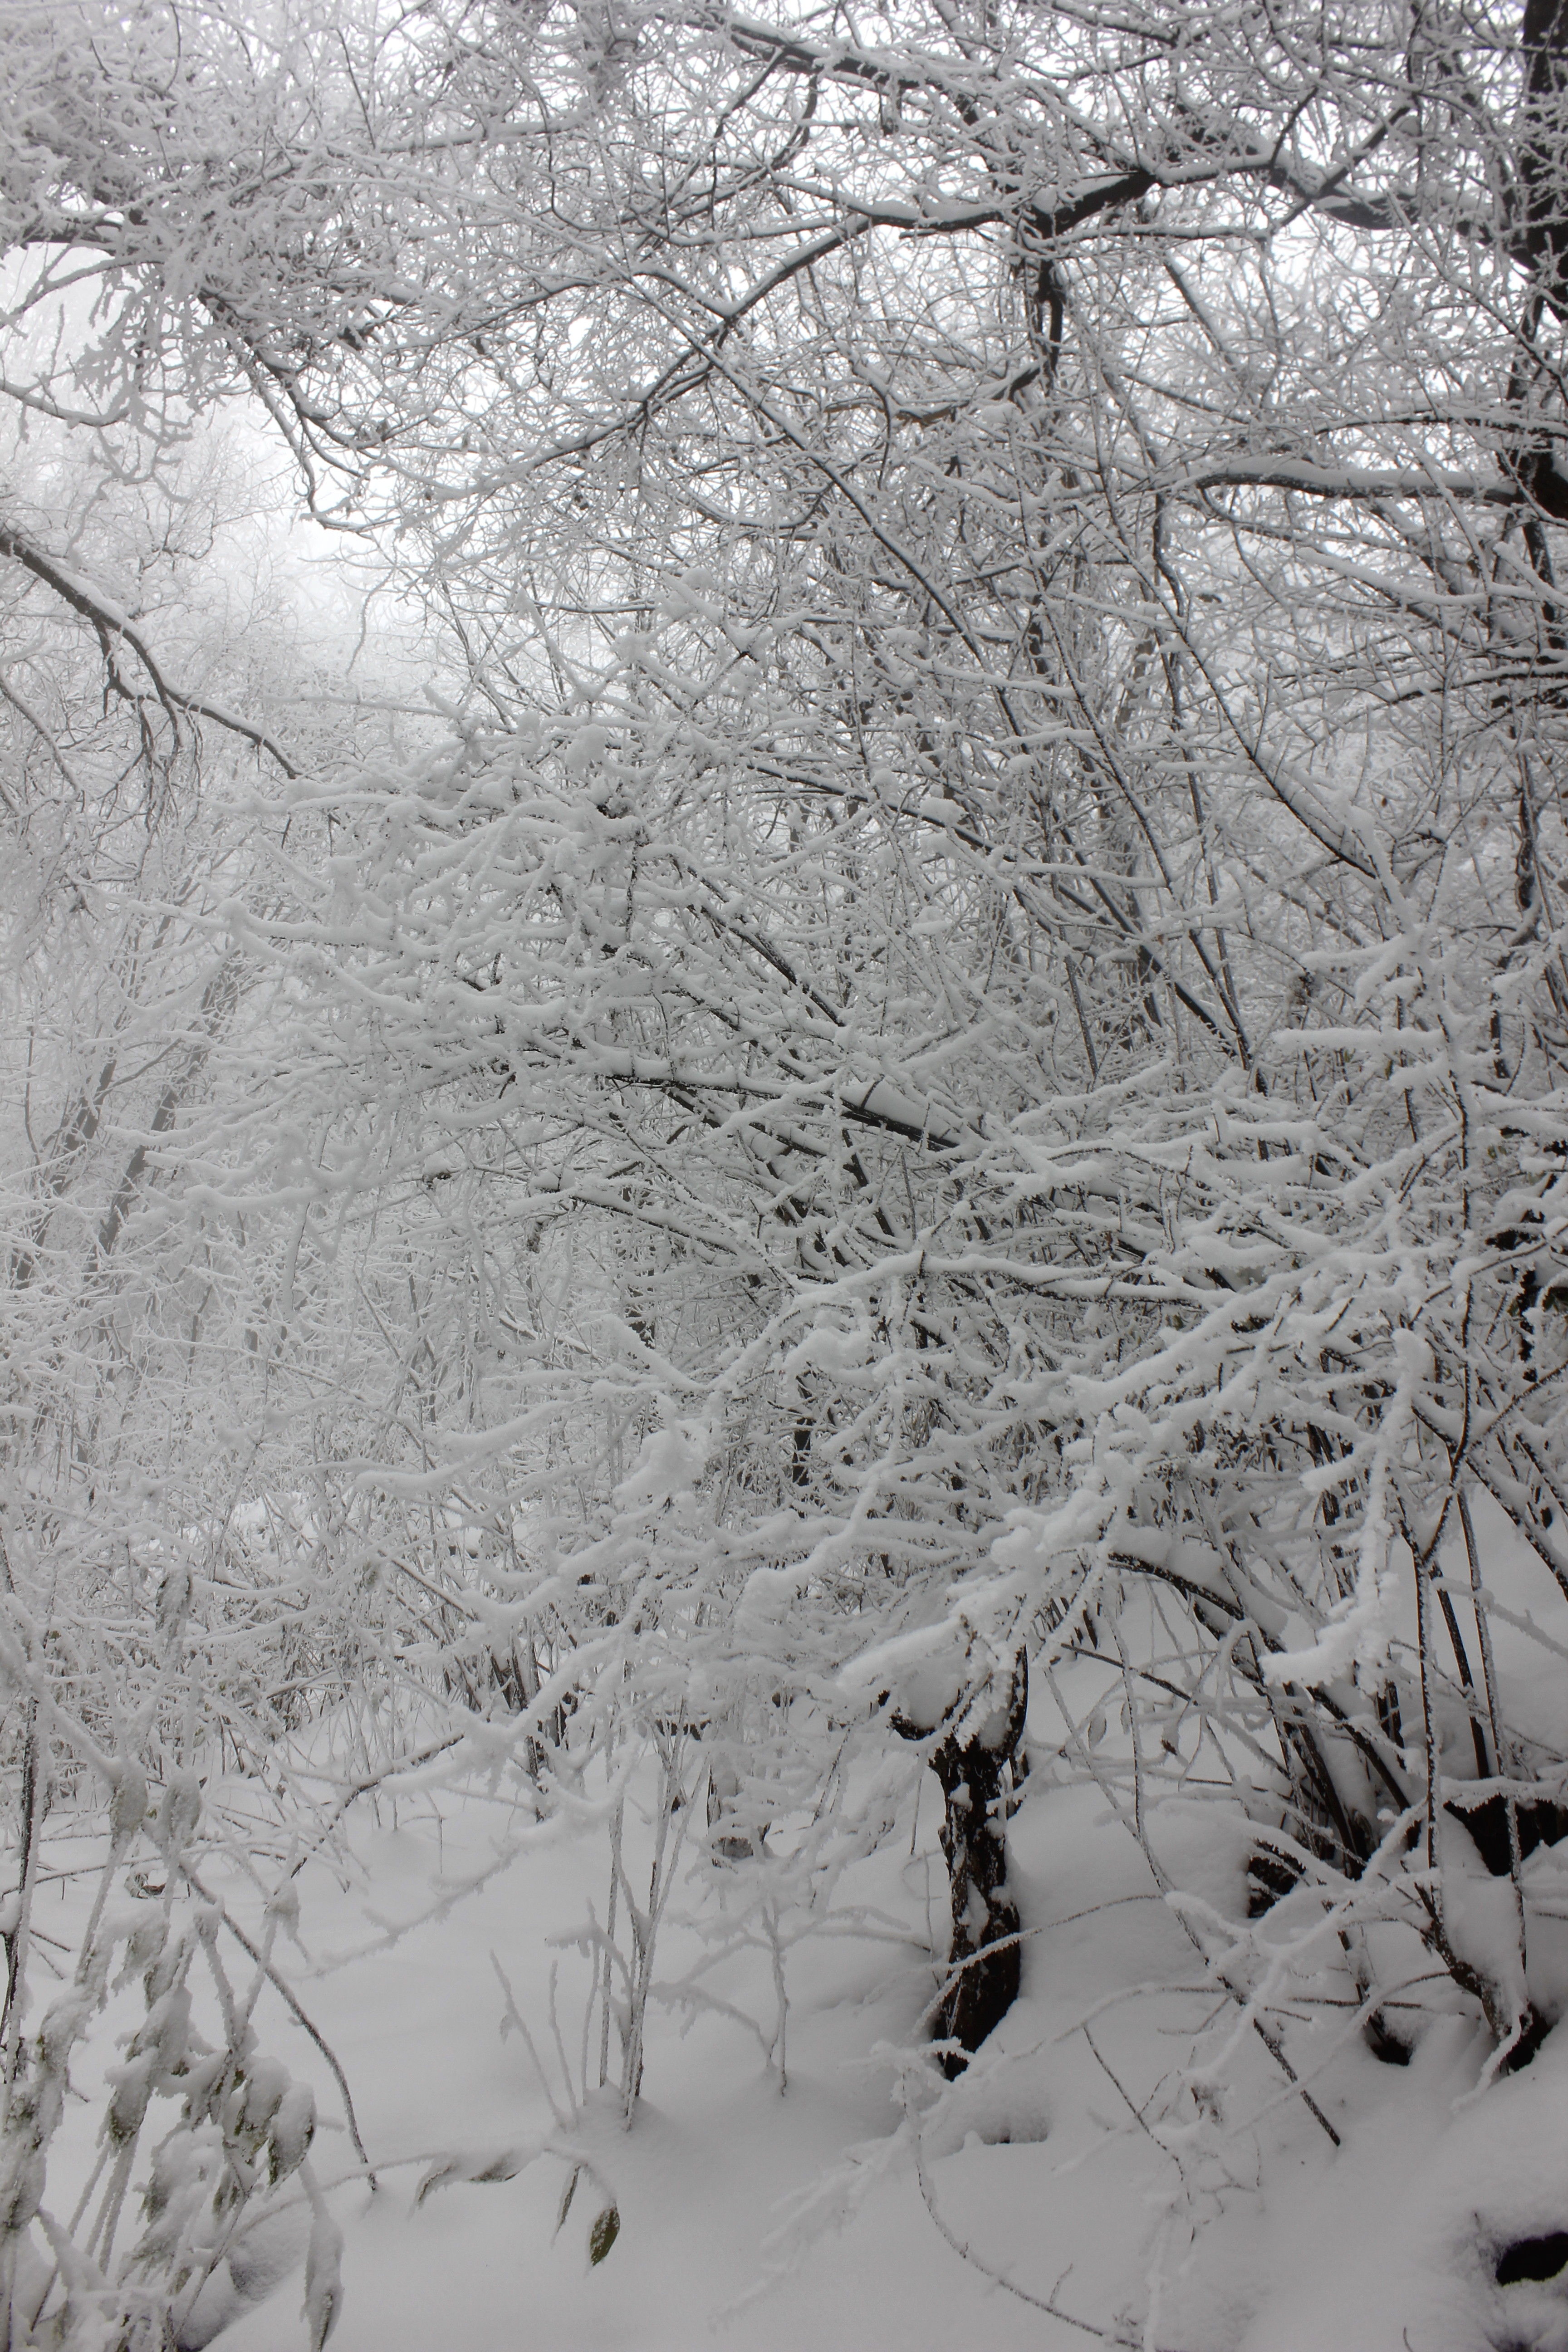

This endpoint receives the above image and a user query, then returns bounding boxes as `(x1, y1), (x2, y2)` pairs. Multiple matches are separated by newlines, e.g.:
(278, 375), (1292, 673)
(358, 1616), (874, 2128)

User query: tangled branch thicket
(5, 0), (1568, 2339)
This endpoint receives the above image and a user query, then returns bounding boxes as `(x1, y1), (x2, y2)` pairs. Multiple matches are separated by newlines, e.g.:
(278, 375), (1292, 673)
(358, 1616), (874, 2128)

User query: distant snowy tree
(0, 409), (386, 2344)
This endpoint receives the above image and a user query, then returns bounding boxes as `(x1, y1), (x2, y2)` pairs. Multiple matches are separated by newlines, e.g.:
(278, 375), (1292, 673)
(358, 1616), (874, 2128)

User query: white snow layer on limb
(975, 1481), (1199, 1655)
(837, 1483), (1128, 1714)
(1261, 1325), (1430, 1690)
(839, 1620), (971, 1729)
(841, 1615), (1027, 1747)
(610, 1421), (709, 1515)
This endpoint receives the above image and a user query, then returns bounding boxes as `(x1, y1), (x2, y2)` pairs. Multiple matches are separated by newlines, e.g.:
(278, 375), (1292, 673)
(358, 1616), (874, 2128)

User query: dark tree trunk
(1518, 0), (1568, 319)
(896, 1656), (1029, 2076)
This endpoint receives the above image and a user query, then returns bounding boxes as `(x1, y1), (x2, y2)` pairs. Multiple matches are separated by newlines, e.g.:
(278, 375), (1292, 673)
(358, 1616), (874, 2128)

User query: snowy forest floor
(33, 1692), (1568, 2352)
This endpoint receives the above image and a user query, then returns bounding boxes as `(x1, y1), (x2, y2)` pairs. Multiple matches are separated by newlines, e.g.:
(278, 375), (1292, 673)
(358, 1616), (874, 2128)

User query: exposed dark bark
(1517, 0), (1568, 317)
(895, 1655), (1029, 2076)
(1445, 1788), (1568, 1876)
(1497, 2232), (1568, 2284)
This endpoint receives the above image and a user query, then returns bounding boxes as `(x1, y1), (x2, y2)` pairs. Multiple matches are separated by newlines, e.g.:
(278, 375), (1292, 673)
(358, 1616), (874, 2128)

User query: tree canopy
(6, 2), (1568, 2344)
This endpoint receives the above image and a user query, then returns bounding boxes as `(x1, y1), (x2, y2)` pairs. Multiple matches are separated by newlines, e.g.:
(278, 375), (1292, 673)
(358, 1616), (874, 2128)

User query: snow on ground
(29, 1682), (1568, 2352)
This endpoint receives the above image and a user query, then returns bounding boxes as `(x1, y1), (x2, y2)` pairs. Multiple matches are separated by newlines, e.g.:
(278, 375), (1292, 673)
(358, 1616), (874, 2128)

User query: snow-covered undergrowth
(17, 1629), (1568, 2352)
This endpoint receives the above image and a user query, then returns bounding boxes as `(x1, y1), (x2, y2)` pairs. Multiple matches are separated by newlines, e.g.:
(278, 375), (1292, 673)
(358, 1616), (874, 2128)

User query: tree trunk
(897, 1656), (1029, 2076)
